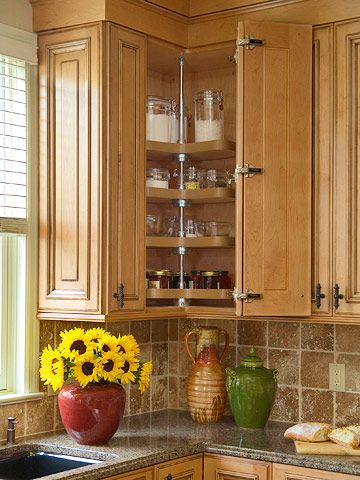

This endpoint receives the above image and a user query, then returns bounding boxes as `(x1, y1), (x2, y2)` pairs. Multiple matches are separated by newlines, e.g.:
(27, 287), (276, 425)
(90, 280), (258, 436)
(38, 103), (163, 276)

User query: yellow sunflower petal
(73, 354), (102, 388)
(117, 334), (140, 356)
(118, 352), (140, 384)
(84, 327), (107, 344)
(98, 333), (119, 354)
(100, 351), (125, 382)
(58, 328), (92, 360)
(138, 361), (152, 394)
(39, 345), (65, 392)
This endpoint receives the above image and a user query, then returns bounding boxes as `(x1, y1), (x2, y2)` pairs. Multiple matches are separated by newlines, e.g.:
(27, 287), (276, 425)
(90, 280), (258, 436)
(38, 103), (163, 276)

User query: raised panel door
(38, 25), (101, 314)
(155, 455), (202, 480)
(273, 463), (359, 479)
(204, 454), (271, 480)
(311, 25), (334, 316)
(236, 21), (312, 316)
(105, 467), (153, 480)
(334, 19), (360, 317)
(107, 24), (146, 314)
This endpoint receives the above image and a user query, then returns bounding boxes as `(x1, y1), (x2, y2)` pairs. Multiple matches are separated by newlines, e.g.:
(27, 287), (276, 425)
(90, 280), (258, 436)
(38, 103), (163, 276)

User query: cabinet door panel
(108, 25), (146, 313)
(334, 20), (360, 317)
(311, 25), (333, 316)
(273, 463), (359, 479)
(238, 21), (312, 316)
(38, 25), (101, 313)
(106, 468), (153, 480)
(204, 454), (271, 480)
(155, 455), (202, 480)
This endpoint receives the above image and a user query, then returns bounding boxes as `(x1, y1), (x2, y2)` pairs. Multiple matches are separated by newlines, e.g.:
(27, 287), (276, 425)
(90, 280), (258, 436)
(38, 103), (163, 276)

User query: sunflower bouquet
(40, 327), (152, 393)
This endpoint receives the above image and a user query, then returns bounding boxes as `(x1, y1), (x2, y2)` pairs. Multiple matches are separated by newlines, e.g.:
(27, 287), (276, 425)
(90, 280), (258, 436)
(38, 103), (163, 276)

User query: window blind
(0, 55), (27, 219)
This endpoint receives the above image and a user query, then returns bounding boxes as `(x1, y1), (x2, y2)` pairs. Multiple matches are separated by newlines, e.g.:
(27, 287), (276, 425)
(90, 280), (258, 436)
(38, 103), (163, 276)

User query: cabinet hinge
(236, 35), (265, 50)
(234, 164), (264, 180)
(231, 288), (261, 303)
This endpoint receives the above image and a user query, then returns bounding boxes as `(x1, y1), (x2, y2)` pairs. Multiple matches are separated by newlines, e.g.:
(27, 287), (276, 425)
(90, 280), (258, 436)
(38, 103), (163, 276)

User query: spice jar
(201, 271), (219, 289)
(146, 168), (170, 189)
(194, 90), (224, 142)
(148, 270), (172, 289)
(146, 96), (172, 142)
(218, 271), (231, 289)
(206, 169), (230, 188)
(189, 270), (202, 289)
(184, 166), (200, 190)
(171, 272), (190, 289)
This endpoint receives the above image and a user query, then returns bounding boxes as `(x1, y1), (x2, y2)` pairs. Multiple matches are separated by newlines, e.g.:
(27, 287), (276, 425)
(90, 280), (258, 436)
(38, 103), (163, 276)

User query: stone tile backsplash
(3, 318), (360, 441)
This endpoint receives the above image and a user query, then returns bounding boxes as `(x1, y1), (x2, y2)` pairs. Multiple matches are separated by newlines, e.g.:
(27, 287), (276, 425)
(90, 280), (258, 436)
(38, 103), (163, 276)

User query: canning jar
(194, 90), (224, 142)
(171, 272), (190, 289)
(146, 167), (170, 189)
(148, 270), (172, 289)
(184, 166), (200, 190)
(189, 270), (202, 289)
(206, 169), (230, 188)
(146, 96), (172, 142)
(201, 271), (219, 289)
(218, 271), (231, 289)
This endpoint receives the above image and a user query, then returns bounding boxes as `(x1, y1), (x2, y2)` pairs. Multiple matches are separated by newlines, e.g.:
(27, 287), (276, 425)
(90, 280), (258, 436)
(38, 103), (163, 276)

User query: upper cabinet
(38, 23), (147, 320)
(37, 18), (312, 321)
(312, 19), (360, 321)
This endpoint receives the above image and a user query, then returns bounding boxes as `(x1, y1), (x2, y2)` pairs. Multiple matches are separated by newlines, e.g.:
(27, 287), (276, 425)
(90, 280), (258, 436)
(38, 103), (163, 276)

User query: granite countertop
(2, 410), (360, 479)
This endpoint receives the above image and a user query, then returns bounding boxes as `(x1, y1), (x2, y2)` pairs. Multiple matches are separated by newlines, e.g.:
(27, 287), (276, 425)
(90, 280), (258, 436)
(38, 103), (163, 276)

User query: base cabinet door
(155, 455), (202, 480)
(106, 468), (153, 480)
(273, 463), (359, 480)
(204, 454), (271, 480)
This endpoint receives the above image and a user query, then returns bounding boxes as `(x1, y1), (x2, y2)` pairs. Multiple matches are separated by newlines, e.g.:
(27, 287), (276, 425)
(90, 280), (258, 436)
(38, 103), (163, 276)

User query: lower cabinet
(155, 455), (203, 480)
(204, 454), (271, 480)
(106, 467), (153, 480)
(272, 463), (359, 480)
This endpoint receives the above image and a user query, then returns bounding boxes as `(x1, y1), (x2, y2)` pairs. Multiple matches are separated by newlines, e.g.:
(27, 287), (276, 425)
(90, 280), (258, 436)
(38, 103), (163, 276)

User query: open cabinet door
(238, 21), (312, 316)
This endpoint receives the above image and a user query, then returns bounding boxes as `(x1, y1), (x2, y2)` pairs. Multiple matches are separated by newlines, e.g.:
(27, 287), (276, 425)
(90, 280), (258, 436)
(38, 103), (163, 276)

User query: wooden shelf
(146, 187), (235, 204)
(146, 236), (235, 248)
(146, 139), (236, 161)
(147, 288), (232, 299)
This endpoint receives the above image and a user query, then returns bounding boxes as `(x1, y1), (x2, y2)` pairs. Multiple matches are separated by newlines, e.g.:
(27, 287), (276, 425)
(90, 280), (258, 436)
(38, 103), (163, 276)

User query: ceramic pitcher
(185, 326), (229, 423)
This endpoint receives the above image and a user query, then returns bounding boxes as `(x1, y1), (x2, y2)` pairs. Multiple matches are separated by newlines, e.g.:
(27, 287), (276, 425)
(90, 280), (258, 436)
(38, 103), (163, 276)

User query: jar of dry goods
(194, 90), (224, 142)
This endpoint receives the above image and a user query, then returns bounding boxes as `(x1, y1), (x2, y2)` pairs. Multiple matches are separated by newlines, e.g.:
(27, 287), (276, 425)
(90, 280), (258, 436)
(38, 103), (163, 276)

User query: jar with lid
(194, 90), (224, 142)
(146, 96), (172, 142)
(171, 272), (190, 289)
(184, 166), (200, 190)
(206, 169), (230, 188)
(189, 270), (202, 289)
(201, 271), (219, 289)
(217, 271), (231, 289)
(146, 168), (170, 189)
(148, 270), (172, 289)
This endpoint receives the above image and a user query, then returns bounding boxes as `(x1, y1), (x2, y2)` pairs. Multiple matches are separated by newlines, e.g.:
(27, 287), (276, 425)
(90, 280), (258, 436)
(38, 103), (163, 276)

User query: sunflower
(138, 361), (152, 394)
(73, 353), (102, 387)
(100, 351), (125, 382)
(58, 327), (92, 360)
(98, 333), (119, 354)
(118, 352), (140, 384)
(117, 334), (140, 356)
(39, 345), (65, 392)
(85, 327), (107, 344)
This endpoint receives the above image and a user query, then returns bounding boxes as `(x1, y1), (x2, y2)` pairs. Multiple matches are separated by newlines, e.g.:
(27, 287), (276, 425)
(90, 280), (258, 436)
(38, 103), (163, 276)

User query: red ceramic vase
(58, 382), (125, 445)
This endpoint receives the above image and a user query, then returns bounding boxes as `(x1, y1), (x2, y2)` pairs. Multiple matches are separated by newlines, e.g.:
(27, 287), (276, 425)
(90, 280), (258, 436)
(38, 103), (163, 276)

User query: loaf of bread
(329, 427), (360, 448)
(284, 422), (331, 442)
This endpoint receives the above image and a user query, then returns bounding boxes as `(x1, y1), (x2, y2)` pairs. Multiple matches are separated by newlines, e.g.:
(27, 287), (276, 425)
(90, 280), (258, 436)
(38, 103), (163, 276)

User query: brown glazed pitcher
(185, 326), (229, 423)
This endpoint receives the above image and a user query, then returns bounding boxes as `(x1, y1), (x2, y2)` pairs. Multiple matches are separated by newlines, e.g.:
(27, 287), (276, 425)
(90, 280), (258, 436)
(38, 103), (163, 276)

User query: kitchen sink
(0, 450), (102, 480)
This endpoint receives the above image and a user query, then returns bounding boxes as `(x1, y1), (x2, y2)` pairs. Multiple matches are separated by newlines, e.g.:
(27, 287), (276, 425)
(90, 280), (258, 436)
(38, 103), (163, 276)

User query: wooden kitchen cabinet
(106, 467), (153, 480)
(273, 463), (359, 479)
(155, 455), (202, 480)
(204, 453), (271, 480)
(38, 23), (146, 320)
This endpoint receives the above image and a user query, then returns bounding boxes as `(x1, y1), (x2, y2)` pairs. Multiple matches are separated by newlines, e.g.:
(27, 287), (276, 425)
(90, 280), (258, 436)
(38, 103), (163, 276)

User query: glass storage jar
(201, 271), (219, 289)
(189, 270), (202, 289)
(206, 169), (230, 188)
(148, 270), (172, 289)
(146, 96), (172, 142)
(194, 90), (224, 142)
(217, 271), (231, 289)
(146, 167), (170, 189)
(171, 272), (190, 289)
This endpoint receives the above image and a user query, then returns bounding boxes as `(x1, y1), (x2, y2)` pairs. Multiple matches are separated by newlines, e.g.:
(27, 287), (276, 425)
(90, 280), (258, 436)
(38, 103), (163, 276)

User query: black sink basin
(0, 450), (102, 480)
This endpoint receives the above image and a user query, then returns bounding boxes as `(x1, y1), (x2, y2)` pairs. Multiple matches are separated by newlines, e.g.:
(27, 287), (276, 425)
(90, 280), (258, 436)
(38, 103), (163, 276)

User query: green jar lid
(240, 346), (264, 368)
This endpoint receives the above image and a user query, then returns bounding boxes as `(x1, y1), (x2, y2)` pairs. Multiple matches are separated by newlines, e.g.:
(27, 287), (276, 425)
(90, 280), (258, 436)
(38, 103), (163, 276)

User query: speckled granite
(2, 410), (360, 479)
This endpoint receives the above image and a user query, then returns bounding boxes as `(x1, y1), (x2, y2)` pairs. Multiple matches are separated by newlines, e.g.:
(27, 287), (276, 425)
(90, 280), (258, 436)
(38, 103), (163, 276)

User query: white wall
(0, 0), (32, 32)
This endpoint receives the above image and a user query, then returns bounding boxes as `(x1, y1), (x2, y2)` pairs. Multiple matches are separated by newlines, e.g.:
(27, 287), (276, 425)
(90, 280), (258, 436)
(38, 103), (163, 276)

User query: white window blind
(0, 55), (27, 219)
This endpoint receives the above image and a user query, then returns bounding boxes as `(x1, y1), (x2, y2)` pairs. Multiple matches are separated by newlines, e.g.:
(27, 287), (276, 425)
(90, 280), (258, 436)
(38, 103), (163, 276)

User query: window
(0, 23), (39, 401)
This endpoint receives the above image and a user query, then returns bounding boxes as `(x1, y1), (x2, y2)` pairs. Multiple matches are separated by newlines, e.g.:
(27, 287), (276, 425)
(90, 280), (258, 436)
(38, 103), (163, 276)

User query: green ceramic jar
(226, 347), (277, 429)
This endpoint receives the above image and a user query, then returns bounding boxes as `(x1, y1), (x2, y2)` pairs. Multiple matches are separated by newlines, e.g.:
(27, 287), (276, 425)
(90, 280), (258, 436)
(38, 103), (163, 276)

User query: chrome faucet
(6, 416), (16, 445)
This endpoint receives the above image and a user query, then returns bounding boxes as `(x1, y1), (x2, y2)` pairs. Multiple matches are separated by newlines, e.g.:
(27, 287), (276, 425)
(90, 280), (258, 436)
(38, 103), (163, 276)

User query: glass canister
(206, 169), (230, 188)
(184, 166), (200, 190)
(146, 167), (170, 189)
(146, 96), (172, 142)
(194, 90), (224, 142)
(217, 271), (231, 289)
(201, 271), (219, 289)
(148, 270), (172, 289)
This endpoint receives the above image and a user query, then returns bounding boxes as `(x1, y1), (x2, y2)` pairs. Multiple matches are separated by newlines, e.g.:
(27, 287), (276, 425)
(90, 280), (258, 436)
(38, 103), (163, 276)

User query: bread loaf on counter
(329, 427), (360, 448)
(284, 422), (331, 442)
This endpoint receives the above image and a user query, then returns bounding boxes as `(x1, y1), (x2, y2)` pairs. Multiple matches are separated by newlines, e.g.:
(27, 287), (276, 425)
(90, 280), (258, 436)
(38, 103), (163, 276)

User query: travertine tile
(105, 321), (130, 337)
(268, 349), (299, 386)
(130, 320), (151, 344)
(335, 392), (360, 426)
(0, 402), (26, 441)
(238, 320), (267, 346)
(301, 323), (334, 351)
(268, 321), (299, 349)
(39, 321), (55, 351)
(25, 396), (55, 435)
(301, 389), (334, 424)
(151, 319), (168, 343)
(301, 351), (334, 389)
(129, 383), (150, 415)
(336, 353), (360, 392)
(168, 342), (178, 375)
(169, 319), (178, 341)
(168, 376), (178, 409)
(206, 319), (237, 345)
(336, 325), (360, 353)
(151, 376), (168, 411)
(178, 376), (188, 410)
(221, 345), (236, 370)
(152, 342), (168, 376)
(270, 386), (299, 422)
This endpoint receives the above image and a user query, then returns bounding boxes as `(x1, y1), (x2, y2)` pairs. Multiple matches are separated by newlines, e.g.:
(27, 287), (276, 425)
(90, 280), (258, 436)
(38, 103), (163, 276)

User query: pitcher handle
(219, 329), (229, 362)
(185, 330), (199, 364)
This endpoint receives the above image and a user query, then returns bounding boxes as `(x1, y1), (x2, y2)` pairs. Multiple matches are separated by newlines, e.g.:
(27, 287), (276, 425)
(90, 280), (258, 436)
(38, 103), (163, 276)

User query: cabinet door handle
(334, 283), (344, 310)
(315, 283), (325, 309)
(113, 283), (125, 308)
(166, 475), (173, 480)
